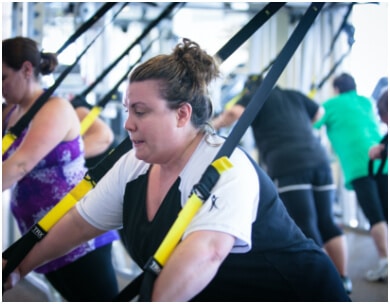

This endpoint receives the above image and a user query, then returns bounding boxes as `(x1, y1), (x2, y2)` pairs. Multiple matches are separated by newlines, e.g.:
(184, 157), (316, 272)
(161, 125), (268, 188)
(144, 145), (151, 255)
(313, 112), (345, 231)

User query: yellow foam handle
(224, 90), (245, 110)
(212, 156), (233, 174)
(307, 88), (317, 99)
(2, 132), (17, 155)
(80, 106), (103, 135)
(154, 157), (233, 266)
(154, 193), (203, 265)
(38, 177), (94, 231)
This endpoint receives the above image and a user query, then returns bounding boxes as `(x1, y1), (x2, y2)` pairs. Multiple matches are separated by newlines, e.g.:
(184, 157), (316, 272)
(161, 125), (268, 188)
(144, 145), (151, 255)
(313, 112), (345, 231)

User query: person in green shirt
(314, 73), (388, 282)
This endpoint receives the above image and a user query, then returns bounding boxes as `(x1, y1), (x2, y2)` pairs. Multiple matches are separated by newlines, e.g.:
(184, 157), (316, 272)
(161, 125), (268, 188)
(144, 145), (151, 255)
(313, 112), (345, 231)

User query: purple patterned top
(3, 108), (119, 274)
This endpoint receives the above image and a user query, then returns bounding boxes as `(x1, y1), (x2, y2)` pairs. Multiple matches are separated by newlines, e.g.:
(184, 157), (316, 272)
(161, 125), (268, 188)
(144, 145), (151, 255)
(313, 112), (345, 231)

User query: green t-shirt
(314, 90), (387, 189)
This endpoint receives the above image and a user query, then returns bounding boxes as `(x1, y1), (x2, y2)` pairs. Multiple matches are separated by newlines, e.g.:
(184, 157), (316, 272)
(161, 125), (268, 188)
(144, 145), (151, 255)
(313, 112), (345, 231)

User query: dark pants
(45, 243), (119, 301)
(352, 174), (388, 226)
(274, 164), (342, 246)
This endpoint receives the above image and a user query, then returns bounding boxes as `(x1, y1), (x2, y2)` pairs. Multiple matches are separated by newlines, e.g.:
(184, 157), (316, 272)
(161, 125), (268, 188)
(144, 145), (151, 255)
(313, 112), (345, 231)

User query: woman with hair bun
(2, 36), (119, 301)
(4, 38), (350, 301)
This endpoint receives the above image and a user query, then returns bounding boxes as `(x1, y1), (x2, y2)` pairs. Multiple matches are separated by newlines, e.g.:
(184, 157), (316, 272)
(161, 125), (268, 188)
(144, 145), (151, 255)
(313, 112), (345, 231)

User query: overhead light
(230, 2), (250, 11)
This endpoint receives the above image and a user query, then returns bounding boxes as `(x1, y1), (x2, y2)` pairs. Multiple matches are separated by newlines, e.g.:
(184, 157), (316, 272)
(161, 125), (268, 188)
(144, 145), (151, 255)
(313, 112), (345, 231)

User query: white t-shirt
(76, 135), (259, 253)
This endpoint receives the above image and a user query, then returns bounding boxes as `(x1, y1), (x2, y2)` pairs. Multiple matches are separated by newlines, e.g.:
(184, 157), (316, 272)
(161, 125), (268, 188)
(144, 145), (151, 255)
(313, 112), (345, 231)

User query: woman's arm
(2, 97), (79, 190)
(152, 230), (234, 301)
(75, 107), (114, 158)
(312, 106), (325, 123)
(3, 207), (104, 290)
(212, 104), (245, 131)
(369, 144), (386, 160)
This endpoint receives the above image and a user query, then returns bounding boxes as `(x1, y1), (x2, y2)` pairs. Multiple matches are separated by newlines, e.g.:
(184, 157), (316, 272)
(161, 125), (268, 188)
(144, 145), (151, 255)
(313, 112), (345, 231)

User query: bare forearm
(2, 158), (30, 191)
(212, 105), (244, 131)
(18, 208), (103, 277)
(152, 231), (234, 301)
(83, 133), (113, 158)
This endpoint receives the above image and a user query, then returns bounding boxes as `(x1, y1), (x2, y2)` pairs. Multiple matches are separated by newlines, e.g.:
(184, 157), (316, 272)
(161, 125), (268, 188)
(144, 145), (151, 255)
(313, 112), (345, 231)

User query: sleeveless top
(3, 105), (119, 274)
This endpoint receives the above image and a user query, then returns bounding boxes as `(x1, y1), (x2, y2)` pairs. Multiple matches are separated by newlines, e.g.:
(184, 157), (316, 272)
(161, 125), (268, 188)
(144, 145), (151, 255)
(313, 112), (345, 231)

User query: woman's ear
(21, 61), (34, 79)
(176, 102), (192, 127)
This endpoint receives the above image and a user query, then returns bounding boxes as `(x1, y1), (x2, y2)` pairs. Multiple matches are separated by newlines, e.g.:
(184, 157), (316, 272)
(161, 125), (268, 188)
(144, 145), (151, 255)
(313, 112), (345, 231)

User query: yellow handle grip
(38, 177), (94, 231)
(80, 107), (103, 135)
(154, 156), (233, 266)
(2, 132), (17, 155)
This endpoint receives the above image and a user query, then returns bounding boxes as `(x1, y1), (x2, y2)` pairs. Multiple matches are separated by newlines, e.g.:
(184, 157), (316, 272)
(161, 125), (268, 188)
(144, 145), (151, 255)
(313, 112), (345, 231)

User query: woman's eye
(135, 111), (145, 116)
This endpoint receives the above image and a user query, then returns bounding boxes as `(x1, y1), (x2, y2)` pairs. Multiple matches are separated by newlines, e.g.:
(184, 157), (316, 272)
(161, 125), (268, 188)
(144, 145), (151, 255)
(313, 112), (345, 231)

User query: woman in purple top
(2, 36), (119, 301)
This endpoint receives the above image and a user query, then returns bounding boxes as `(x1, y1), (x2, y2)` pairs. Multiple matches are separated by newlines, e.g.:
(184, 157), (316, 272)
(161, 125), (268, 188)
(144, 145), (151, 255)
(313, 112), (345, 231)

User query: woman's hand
(2, 259), (21, 292)
(369, 144), (385, 160)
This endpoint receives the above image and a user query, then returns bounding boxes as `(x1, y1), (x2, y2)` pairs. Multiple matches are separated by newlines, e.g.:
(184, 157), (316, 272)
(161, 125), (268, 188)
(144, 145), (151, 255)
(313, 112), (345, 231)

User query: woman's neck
(159, 131), (204, 175)
(18, 84), (44, 112)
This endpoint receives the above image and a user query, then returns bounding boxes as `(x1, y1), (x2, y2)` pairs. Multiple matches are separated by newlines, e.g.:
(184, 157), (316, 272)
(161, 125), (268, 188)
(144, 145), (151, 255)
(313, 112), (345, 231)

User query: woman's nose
(124, 114), (136, 132)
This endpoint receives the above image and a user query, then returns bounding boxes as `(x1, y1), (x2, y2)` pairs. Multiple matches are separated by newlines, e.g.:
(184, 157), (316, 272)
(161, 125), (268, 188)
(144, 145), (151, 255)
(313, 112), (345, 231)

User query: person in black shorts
(213, 74), (352, 293)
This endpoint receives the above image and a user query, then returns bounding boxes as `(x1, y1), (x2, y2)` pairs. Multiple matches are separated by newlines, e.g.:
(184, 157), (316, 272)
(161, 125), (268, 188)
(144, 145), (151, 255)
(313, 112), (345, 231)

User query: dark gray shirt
(238, 86), (329, 177)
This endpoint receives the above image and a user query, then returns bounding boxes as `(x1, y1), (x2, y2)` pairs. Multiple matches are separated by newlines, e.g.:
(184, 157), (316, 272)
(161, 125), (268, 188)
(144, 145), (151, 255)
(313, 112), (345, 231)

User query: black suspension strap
(73, 2), (183, 106)
(56, 2), (121, 55)
(368, 133), (388, 177)
(2, 3), (123, 155)
(215, 2), (285, 61)
(308, 2), (355, 98)
(79, 39), (157, 135)
(324, 2), (355, 59)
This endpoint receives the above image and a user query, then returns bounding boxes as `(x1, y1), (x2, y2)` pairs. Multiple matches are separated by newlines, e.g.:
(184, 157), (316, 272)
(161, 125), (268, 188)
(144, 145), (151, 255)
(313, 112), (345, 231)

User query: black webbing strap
(216, 2), (285, 61)
(56, 2), (119, 55)
(215, 3), (324, 160)
(75, 2), (183, 100)
(309, 2), (355, 96)
(369, 133), (388, 177)
(115, 2), (324, 302)
(7, 35), (97, 137)
(77, 39), (156, 135)
(324, 2), (355, 58)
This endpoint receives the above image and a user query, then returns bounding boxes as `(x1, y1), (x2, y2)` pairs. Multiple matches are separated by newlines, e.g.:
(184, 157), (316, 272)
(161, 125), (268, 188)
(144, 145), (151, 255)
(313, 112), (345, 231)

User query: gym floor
(2, 227), (388, 302)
